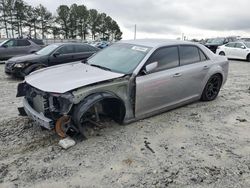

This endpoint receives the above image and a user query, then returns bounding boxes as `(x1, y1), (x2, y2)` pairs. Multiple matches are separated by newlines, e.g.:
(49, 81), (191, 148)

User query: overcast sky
(25, 0), (250, 40)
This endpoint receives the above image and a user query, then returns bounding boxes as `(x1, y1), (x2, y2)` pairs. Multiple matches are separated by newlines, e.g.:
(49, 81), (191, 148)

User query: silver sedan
(17, 39), (229, 138)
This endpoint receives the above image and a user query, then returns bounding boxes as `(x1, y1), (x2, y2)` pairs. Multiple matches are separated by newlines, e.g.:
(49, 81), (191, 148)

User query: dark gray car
(0, 39), (44, 60)
(5, 43), (99, 78)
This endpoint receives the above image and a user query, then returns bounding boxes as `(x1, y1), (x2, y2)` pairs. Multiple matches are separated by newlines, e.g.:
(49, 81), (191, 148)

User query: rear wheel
(201, 74), (222, 101)
(219, 51), (225, 56)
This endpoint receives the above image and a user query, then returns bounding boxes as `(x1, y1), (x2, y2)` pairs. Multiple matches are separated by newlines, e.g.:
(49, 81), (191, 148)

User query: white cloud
(24, 0), (250, 39)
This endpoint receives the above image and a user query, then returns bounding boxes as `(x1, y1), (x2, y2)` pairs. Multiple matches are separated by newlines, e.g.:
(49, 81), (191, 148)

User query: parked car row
(0, 38), (45, 60)
(15, 39), (229, 138)
(202, 37), (250, 62)
(5, 43), (99, 78)
(216, 41), (250, 61)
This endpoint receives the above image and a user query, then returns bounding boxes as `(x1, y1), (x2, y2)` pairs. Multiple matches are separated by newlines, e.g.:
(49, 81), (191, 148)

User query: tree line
(0, 0), (123, 40)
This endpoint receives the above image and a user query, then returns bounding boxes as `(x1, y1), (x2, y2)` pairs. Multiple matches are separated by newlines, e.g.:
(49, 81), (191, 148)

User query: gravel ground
(0, 60), (250, 188)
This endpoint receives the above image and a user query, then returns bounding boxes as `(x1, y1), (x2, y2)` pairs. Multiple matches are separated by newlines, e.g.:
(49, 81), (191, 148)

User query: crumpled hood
(25, 61), (124, 93)
(9, 54), (44, 63)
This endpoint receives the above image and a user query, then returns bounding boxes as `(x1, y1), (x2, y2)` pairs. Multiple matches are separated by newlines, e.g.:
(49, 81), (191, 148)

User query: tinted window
(57, 45), (75, 54)
(199, 50), (207, 61)
(225, 43), (235, 47)
(75, 45), (89, 53)
(31, 39), (44, 45)
(17, 40), (30, 46)
(147, 46), (179, 72)
(179, 46), (200, 65)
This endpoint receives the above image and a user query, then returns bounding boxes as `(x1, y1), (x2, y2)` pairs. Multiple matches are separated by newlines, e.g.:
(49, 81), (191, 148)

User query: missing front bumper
(23, 98), (54, 130)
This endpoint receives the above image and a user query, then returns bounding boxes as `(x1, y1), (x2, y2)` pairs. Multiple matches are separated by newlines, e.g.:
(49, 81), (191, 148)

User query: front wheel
(201, 74), (222, 101)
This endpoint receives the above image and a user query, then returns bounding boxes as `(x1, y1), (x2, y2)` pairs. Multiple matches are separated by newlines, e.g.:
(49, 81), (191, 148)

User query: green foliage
(0, 0), (123, 40)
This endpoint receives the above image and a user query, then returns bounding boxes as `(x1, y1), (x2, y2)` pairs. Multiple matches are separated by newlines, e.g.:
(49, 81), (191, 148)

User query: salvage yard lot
(0, 60), (250, 188)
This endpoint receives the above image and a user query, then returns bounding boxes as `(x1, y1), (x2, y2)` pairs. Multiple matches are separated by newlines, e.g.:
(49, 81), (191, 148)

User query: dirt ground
(0, 60), (250, 188)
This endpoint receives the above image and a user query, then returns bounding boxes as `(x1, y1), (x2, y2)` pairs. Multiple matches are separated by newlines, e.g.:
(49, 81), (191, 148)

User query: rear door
(178, 45), (211, 98)
(73, 44), (95, 61)
(16, 39), (32, 55)
(234, 42), (248, 60)
(49, 45), (75, 65)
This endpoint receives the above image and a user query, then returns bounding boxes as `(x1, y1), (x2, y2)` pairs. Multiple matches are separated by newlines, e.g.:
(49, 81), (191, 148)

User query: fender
(23, 63), (47, 76)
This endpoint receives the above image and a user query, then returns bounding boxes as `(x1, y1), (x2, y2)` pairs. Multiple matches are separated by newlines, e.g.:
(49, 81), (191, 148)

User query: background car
(0, 38), (44, 60)
(216, 41), (250, 61)
(17, 39), (229, 138)
(204, 37), (237, 53)
(5, 43), (99, 78)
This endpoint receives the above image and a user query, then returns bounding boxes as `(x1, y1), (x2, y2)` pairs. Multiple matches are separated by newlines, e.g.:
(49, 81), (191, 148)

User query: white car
(216, 41), (250, 61)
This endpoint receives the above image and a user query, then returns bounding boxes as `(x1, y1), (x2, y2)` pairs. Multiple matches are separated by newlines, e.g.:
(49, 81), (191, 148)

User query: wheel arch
(72, 92), (126, 127)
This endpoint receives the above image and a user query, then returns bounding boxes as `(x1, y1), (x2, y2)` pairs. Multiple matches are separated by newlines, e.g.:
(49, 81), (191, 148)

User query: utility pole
(134, 24), (137, 40)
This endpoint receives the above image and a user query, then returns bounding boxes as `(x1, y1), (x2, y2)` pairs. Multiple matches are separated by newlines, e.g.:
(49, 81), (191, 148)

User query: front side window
(4, 40), (17, 47)
(88, 43), (151, 74)
(57, 45), (75, 54)
(235, 43), (245, 49)
(225, 43), (235, 48)
(179, 46), (200, 66)
(146, 46), (179, 72)
(36, 44), (60, 55)
(244, 42), (250, 48)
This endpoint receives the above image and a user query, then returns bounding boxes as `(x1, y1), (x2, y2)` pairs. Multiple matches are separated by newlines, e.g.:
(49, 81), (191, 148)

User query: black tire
(201, 74), (222, 101)
(247, 54), (250, 62)
(219, 51), (225, 56)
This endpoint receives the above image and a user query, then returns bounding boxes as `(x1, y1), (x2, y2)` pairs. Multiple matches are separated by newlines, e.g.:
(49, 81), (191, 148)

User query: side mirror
(145, 61), (158, 73)
(241, 45), (246, 49)
(53, 52), (60, 57)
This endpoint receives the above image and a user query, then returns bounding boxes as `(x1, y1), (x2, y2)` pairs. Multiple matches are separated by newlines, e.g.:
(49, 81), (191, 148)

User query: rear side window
(147, 46), (179, 72)
(17, 39), (30, 46)
(179, 46), (200, 66)
(31, 39), (44, 45)
(75, 44), (90, 53)
(199, 50), (208, 61)
(57, 45), (75, 54)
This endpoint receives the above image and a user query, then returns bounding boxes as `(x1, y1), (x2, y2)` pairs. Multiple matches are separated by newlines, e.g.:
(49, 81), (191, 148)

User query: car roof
(119, 39), (195, 48)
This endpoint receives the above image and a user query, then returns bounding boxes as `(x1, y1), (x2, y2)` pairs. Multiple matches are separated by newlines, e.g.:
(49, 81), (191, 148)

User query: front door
(135, 46), (181, 118)
(49, 45), (75, 66)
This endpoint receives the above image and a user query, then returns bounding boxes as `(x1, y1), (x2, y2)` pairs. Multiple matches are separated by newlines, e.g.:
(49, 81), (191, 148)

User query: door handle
(173, 73), (182, 77)
(203, 65), (209, 70)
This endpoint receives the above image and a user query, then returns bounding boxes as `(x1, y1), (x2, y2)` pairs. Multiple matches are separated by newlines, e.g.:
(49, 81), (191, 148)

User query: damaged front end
(17, 82), (78, 137)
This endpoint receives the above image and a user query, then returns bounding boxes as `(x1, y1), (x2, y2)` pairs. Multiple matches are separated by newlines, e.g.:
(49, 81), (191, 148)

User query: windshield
(36, 44), (60, 55)
(88, 43), (151, 74)
(244, 42), (250, 48)
(206, 38), (225, 44)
